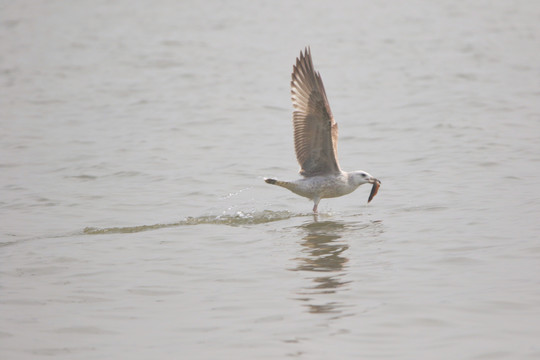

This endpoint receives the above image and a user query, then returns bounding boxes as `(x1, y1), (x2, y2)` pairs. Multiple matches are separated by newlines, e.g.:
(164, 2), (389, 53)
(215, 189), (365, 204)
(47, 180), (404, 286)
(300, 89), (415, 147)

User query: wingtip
(292, 46), (313, 82)
(303, 46), (311, 59)
(296, 46), (311, 62)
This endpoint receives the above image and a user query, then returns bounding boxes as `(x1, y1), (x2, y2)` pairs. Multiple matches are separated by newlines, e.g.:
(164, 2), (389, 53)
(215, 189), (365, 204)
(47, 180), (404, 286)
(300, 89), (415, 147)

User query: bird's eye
(361, 174), (366, 177)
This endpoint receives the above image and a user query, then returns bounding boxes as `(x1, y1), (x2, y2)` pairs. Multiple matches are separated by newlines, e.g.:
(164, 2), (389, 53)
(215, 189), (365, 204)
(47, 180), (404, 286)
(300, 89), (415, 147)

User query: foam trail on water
(83, 210), (304, 235)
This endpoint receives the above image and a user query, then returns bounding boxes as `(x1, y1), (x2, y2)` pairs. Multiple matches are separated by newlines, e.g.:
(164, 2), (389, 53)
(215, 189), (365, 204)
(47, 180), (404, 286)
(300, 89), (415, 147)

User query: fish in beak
(367, 178), (381, 203)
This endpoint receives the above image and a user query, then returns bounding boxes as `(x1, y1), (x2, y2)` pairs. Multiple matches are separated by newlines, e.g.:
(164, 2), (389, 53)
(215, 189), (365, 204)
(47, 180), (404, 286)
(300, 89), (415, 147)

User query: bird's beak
(367, 178), (381, 203)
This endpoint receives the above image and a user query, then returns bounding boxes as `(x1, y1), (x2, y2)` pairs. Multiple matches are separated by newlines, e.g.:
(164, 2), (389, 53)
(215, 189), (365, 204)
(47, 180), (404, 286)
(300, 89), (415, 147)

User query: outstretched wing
(291, 47), (340, 177)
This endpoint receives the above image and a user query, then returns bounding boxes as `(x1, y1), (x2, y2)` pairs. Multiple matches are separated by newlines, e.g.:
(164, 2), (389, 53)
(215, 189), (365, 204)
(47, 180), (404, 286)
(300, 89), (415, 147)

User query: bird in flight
(265, 47), (381, 213)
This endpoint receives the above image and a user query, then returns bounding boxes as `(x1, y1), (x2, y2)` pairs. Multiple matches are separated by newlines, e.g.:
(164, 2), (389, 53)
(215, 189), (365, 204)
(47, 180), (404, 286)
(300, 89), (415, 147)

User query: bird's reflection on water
(294, 225), (349, 276)
(290, 220), (355, 316)
(289, 216), (384, 316)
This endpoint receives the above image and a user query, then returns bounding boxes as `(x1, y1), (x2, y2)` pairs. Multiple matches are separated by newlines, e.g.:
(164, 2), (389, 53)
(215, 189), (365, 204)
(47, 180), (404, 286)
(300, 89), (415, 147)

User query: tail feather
(264, 178), (300, 197)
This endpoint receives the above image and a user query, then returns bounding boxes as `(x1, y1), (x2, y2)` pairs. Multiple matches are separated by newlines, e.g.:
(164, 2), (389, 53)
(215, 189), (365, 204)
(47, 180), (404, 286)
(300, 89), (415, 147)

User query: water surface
(1, 1), (540, 359)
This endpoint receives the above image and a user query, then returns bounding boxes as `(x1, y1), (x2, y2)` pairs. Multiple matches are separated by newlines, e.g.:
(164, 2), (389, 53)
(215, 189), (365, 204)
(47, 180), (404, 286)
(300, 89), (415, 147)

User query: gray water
(1, 1), (540, 359)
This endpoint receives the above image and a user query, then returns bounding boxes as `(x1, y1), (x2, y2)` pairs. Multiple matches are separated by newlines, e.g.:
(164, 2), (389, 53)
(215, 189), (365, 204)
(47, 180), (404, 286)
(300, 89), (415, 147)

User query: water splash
(83, 210), (303, 235)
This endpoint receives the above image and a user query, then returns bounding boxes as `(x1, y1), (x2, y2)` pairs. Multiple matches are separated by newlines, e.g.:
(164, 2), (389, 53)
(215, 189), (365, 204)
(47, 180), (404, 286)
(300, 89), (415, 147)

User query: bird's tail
(264, 178), (303, 198)
(264, 178), (287, 187)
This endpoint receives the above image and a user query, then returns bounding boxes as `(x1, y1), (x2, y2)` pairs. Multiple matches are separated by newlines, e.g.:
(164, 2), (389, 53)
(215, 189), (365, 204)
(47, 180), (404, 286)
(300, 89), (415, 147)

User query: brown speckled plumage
(291, 47), (340, 177)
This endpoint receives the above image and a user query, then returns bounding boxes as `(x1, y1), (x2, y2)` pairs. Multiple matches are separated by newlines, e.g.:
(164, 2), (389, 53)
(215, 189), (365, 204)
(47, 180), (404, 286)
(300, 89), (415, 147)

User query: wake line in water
(83, 210), (304, 235)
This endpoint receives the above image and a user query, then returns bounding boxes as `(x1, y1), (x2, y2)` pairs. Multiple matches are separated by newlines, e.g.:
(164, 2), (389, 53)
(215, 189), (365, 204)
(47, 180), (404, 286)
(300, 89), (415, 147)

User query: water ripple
(83, 210), (302, 234)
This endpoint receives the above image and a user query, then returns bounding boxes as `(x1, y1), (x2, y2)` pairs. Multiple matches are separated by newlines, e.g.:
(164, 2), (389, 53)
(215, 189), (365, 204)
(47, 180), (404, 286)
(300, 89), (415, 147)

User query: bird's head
(349, 171), (379, 186)
(349, 171), (381, 203)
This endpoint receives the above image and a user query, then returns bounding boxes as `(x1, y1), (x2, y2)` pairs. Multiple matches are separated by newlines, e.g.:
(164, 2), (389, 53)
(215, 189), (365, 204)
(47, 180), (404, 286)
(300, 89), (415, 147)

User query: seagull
(264, 47), (381, 213)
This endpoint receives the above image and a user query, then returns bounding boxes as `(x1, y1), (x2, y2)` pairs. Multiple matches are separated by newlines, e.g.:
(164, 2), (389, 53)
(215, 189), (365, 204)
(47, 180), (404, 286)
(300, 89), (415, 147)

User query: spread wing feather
(291, 47), (340, 177)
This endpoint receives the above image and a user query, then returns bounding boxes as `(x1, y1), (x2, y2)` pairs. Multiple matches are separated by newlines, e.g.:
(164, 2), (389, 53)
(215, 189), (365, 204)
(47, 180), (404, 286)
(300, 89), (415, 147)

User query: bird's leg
(312, 198), (320, 213)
